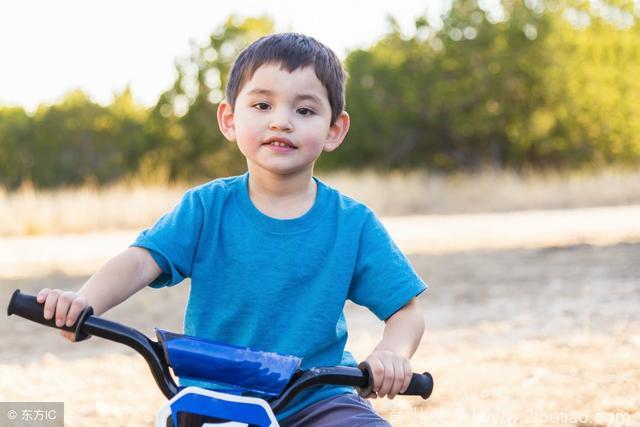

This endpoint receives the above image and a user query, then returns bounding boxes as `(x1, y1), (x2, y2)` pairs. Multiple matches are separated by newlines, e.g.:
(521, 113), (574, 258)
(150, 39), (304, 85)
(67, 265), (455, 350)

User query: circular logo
(7, 409), (18, 420)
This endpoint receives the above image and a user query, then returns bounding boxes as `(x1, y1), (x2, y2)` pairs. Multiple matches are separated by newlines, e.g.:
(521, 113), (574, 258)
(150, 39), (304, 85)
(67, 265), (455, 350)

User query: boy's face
(218, 63), (349, 178)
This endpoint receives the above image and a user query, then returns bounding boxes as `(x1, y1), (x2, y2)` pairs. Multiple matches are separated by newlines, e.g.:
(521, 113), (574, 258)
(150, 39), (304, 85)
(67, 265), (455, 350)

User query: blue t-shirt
(131, 172), (427, 420)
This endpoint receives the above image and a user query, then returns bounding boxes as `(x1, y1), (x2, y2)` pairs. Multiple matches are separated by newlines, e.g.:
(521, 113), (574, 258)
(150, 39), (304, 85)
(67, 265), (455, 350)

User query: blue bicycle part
(157, 329), (301, 398)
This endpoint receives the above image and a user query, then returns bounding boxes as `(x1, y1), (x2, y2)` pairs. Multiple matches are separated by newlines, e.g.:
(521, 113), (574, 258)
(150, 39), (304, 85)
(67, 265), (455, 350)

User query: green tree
(0, 106), (34, 189)
(3, 89), (149, 189)
(337, 0), (640, 171)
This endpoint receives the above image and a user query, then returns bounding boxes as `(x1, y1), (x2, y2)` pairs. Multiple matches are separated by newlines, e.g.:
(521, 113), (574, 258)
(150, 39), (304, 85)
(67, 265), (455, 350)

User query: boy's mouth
(263, 137), (297, 149)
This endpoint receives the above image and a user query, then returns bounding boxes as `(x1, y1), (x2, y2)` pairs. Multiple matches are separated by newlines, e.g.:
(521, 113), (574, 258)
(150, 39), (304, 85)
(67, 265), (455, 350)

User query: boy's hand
(363, 349), (413, 399)
(36, 288), (89, 342)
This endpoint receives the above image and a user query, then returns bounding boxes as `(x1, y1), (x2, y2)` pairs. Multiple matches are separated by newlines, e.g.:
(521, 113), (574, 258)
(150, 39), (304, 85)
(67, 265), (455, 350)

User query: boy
(37, 33), (427, 426)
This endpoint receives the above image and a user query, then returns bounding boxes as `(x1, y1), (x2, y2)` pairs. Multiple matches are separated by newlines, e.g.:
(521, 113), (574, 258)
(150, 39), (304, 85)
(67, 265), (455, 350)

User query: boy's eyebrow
(246, 88), (323, 104)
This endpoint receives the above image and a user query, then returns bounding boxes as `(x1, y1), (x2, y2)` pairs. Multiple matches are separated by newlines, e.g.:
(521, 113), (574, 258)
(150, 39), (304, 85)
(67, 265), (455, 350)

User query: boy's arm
(75, 246), (161, 315)
(37, 247), (161, 339)
(364, 297), (425, 399)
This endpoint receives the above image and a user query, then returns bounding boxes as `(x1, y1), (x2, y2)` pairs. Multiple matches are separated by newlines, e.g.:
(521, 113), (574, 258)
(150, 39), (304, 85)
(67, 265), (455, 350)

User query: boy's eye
(297, 107), (315, 116)
(253, 102), (270, 110)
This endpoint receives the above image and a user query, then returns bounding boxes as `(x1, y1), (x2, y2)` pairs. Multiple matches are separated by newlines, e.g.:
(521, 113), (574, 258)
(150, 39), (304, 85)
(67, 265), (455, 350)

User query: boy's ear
(217, 100), (236, 142)
(323, 111), (350, 153)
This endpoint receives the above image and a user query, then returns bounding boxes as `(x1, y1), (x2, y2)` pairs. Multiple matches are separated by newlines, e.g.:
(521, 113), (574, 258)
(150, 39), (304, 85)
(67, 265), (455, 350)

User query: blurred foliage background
(1, 0), (639, 190)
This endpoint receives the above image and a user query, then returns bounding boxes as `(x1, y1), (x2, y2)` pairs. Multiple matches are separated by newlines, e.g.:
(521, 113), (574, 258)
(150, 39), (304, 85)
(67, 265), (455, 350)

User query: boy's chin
(249, 162), (315, 177)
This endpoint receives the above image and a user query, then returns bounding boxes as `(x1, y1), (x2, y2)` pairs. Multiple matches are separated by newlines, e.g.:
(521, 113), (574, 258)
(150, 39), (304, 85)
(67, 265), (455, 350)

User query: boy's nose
(268, 112), (293, 132)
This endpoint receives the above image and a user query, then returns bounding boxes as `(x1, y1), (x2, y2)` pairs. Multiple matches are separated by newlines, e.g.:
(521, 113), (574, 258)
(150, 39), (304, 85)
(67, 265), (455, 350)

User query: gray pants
(279, 394), (391, 427)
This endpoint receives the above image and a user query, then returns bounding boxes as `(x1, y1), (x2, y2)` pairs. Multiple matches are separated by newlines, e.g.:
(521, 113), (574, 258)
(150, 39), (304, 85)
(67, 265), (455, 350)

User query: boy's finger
(368, 358), (385, 394)
(54, 291), (75, 327)
(36, 288), (51, 303)
(388, 358), (405, 399)
(60, 330), (76, 342)
(65, 296), (88, 327)
(400, 359), (413, 394)
(42, 290), (61, 320)
(378, 361), (395, 398)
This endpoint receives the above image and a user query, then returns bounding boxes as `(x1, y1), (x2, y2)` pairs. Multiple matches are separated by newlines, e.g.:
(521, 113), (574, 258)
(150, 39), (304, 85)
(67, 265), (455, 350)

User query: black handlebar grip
(401, 372), (434, 399)
(357, 361), (434, 400)
(7, 289), (94, 341)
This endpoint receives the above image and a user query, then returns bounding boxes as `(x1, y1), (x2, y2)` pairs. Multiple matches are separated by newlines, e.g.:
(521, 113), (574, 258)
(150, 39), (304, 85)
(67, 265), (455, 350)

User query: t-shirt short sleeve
(131, 189), (205, 288)
(348, 210), (427, 320)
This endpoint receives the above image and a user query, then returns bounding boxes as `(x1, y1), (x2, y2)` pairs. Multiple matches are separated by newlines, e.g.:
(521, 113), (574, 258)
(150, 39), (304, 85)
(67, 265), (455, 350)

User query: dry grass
(0, 181), (187, 236)
(321, 168), (640, 215)
(2, 168), (640, 236)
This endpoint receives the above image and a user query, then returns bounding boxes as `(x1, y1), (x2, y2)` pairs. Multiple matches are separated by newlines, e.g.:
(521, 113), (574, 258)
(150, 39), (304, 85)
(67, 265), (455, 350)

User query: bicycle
(7, 289), (434, 426)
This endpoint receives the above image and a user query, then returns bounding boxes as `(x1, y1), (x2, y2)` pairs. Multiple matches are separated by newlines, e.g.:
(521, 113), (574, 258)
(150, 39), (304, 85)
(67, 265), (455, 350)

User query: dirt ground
(1, 209), (639, 426)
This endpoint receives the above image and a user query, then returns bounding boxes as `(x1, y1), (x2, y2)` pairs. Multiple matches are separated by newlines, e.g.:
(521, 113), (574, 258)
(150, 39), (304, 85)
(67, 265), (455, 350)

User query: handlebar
(7, 290), (179, 398)
(7, 289), (433, 412)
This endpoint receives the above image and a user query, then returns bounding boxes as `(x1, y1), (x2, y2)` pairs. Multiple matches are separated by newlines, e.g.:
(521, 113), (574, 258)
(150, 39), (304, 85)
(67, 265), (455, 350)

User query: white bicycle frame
(156, 386), (279, 427)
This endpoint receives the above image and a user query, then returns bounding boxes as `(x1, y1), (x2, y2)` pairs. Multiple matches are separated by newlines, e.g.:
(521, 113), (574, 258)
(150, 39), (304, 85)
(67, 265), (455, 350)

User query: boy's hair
(225, 32), (346, 124)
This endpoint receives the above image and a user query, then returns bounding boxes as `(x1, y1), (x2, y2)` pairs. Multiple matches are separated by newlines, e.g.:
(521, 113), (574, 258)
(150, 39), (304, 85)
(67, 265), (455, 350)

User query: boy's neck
(247, 167), (317, 219)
